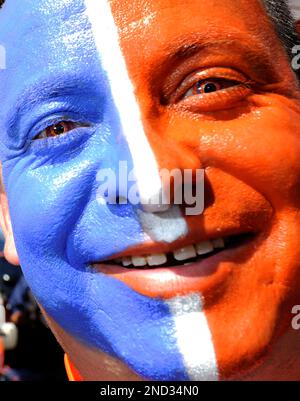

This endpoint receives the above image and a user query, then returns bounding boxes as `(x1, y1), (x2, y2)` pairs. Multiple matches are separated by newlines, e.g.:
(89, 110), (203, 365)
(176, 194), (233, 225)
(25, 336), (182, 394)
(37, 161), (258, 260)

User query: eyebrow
(6, 72), (103, 134)
(169, 35), (277, 72)
(173, 43), (206, 61)
(15, 74), (95, 110)
(155, 30), (282, 79)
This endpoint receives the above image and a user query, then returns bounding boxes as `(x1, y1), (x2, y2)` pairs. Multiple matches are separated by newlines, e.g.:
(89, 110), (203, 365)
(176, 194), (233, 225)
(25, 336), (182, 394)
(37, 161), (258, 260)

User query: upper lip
(91, 226), (258, 264)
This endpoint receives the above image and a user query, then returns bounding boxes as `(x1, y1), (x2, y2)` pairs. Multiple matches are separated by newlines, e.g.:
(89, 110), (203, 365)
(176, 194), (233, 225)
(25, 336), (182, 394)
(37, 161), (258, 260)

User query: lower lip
(93, 243), (252, 299)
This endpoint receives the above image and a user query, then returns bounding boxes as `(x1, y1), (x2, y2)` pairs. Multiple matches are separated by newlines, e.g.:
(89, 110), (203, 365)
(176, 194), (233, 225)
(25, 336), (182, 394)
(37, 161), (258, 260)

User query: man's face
(0, 0), (300, 380)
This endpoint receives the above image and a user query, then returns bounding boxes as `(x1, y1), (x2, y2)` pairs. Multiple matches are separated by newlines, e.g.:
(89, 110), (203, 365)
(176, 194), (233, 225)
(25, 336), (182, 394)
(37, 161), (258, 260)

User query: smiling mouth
(99, 232), (255, 269)
(92, 231), (258, 298)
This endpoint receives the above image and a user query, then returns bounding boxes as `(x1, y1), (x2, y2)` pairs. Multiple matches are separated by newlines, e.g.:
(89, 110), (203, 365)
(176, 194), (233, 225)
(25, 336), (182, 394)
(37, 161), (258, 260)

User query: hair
(263, 0), (300, 80)
(0, 0), (299, 78)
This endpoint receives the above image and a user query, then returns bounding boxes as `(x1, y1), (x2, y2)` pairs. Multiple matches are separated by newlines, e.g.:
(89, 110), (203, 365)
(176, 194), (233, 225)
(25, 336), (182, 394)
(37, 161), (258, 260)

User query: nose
(124, 133), (200, 214)
(135, 121), (203, 214)
(86, 0), (170, 213)
(86, 0), (199, 213)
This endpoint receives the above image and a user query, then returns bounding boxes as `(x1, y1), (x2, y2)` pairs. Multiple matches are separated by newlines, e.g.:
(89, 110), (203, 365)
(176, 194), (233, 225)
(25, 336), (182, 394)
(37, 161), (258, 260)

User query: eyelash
(171, 68), (253, 111)
(33, 120), (88, 140)
(31, 68), (251, 141)
(183, 78), (241, 98)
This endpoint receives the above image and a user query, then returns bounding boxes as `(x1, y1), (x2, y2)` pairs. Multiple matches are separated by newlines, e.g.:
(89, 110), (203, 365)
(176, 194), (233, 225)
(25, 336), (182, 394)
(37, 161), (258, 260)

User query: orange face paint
(3, 0), (300, 381)
(98, 0), (300, 379)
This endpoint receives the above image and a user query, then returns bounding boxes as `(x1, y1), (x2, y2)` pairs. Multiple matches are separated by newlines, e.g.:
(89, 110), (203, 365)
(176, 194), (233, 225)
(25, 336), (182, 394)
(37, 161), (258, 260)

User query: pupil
(53, 124), (65, 135)
(203, 82), (218, 93)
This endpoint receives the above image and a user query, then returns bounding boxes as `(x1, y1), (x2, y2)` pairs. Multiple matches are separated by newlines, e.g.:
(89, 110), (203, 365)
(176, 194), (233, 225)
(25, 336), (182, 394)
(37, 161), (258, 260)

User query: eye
(170, 68), (253, 112)
(183, 79), (238, 98)
(33, 121), (84, 140)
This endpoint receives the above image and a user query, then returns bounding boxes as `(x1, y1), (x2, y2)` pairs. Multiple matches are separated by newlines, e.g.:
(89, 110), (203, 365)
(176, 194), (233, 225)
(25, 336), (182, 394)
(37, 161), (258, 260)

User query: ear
(0, 171), (19, 266)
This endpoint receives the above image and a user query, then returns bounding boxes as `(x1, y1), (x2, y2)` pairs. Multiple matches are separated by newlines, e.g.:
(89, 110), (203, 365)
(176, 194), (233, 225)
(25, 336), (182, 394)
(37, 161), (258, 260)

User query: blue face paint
(0, 0), (190, 380)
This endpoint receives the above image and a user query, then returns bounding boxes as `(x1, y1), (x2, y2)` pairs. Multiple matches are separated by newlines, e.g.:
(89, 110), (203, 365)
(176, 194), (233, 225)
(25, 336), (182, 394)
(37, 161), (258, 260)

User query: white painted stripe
(167, 293), (219, 381)
(137, 205), (188, 243)
(84, 0), (188, 243)
(84, 0), (165, 210)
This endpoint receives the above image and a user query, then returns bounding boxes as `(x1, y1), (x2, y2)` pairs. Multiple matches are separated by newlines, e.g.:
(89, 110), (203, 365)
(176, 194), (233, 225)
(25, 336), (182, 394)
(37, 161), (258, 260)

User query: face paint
(0, 0), (210, 380)
(1, 0), (300, 381)
(85, 0), (165, 210)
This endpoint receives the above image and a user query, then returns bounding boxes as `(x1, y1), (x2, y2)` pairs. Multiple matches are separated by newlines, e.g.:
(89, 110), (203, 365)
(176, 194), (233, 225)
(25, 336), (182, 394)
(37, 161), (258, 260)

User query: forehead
(0, 0), (274, 65)
(0, 0), (284, 122)
(0, 1), (96, 98)
(110, 0), (266, 31)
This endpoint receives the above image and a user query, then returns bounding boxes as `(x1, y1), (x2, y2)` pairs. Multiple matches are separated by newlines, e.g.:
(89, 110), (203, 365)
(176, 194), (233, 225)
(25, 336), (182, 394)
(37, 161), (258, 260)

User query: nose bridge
(141, 121), (203, 205)
(86, 0), (166, 212)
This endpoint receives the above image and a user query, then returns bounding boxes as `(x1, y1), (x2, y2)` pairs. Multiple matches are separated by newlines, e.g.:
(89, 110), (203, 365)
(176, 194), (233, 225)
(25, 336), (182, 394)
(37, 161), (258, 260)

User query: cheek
(3, 127), (124, 256)
(3, 132), (148, 278)
(145, 99), (300, 375)
(158, 99), (300, 208)
(4, 154), (96, 258)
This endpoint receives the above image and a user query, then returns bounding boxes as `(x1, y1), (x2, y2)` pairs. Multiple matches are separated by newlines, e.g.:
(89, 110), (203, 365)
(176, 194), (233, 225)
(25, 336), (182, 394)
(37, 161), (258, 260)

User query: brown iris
(44, 121), (75, 137)
(35, 121), (78, 140)
(194, 81), (222, 95)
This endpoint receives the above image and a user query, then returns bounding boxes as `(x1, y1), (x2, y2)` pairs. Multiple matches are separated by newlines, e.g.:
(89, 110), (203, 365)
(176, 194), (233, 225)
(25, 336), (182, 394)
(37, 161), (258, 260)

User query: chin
(40, 216), (300, 382)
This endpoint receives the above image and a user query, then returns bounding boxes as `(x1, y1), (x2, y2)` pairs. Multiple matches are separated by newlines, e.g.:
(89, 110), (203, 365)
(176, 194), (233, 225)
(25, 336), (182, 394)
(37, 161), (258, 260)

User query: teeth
(195, 241), (214, 255)
(118, 237), (226, 268)
(212, 238), (225, 249)
(173, 245), (197, 261)
(147, 254), (167, 266)
(132, 256), (147, 267)
(122, 257), (132, 267)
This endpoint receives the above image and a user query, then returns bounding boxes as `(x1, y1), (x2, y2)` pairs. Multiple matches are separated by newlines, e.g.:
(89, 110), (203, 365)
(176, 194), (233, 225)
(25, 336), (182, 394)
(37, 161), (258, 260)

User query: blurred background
(0, 229), (67, 381)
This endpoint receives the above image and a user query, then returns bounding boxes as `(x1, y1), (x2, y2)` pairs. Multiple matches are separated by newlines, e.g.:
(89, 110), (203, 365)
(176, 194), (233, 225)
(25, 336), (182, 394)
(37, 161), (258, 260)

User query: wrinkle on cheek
(51, 160), (92, 188)
(4, 156), (93, 259)
(198, 115), (300, 204)
(249, 93), (300, 111)
(156, 92), (300, 214)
